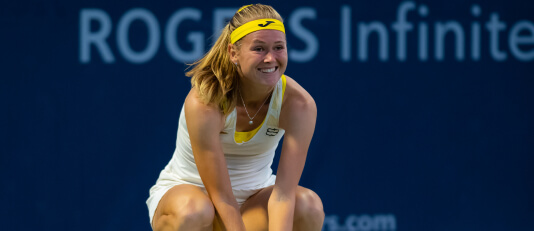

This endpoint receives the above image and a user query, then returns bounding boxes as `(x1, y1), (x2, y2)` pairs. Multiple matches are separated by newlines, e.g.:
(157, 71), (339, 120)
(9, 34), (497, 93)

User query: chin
(261, 73), (282, 86)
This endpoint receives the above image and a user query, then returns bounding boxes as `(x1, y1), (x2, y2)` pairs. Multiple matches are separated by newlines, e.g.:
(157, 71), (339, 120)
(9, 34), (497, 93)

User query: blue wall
(1, 0), (533, 230)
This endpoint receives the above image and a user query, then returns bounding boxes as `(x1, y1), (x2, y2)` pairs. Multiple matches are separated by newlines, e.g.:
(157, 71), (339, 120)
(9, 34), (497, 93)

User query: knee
(154, 198), (215, 230)
(179, 199), (215, 226)
(294, 188), (325, 222)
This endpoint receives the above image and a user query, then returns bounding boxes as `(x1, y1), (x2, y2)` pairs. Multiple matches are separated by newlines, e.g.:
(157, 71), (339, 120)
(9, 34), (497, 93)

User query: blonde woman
(147, 4), (324, 231)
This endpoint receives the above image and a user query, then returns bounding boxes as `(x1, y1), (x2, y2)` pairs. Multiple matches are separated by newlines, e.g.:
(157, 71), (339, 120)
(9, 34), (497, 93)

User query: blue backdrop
(1, 0), (533, 230)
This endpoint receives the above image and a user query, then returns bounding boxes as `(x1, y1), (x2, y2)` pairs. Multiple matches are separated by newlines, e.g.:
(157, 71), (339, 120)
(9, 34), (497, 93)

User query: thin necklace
(238, 86), (274, 125)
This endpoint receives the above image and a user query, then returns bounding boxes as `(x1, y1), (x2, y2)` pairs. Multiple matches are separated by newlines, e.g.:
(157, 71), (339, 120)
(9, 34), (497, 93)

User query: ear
(228, 43), (238, 63)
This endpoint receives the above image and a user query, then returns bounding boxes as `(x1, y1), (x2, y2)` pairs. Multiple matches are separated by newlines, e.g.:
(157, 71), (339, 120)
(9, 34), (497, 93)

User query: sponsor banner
(78, 2), (534, 64)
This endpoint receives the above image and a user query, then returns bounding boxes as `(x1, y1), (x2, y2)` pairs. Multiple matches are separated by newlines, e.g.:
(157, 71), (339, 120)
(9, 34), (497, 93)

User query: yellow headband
(230, 19), (285, 44)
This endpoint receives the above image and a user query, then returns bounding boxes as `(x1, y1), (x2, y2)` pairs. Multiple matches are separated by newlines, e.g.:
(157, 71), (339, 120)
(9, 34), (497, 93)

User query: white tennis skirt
(146, 170), (276, 225)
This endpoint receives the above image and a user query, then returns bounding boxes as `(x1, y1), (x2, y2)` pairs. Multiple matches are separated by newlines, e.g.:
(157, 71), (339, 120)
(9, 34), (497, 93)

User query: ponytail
(186, 23), (238, 115)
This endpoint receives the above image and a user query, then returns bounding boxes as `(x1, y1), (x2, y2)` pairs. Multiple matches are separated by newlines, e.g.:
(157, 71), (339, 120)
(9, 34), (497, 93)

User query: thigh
(239, 185), (275, 231)
(152, 184), (214, 229)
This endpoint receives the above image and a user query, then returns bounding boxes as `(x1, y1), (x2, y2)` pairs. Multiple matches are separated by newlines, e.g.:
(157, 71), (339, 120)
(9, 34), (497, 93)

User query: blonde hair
(186, 4), (283, 115)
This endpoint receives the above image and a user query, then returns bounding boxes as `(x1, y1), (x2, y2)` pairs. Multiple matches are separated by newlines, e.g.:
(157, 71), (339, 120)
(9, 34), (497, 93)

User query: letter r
(79, 9), (115, 63)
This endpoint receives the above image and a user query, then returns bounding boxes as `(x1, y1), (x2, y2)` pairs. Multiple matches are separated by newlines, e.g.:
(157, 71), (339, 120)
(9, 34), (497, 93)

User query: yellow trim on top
(234, 75), (286, 143)
(235, 119), (265, 143)
(282, 75), (286, 101)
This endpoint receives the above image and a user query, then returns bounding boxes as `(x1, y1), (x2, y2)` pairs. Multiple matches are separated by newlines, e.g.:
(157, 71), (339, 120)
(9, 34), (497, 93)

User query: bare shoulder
(283, 76), (316, 113)
(280, 76), (317, 129)
(184, 88), (225, 132)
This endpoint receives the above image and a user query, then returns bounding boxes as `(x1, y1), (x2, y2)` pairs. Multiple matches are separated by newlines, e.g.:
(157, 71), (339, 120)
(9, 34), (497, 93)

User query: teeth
(260, 67), (276, 73)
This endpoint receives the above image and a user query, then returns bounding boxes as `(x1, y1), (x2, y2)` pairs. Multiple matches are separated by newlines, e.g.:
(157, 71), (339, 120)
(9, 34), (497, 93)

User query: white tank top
(159, 75), (286, 190)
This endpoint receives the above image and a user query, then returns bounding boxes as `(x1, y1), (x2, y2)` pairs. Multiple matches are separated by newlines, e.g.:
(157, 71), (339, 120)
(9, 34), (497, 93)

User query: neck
(238, 81), (275, 107)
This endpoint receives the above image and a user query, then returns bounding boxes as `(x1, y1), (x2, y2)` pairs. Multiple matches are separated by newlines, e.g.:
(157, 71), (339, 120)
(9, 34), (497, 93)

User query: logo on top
(258, 21), (275, 27)
(266, 128), (279, 136)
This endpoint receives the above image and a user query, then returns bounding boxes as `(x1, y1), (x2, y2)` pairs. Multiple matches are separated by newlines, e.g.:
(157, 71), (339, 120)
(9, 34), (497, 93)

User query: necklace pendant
(249, 120), (253, 125)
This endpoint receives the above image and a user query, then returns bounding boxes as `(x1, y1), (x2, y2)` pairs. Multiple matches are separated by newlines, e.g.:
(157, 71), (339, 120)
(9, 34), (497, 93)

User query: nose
(264, 51), (274, 63)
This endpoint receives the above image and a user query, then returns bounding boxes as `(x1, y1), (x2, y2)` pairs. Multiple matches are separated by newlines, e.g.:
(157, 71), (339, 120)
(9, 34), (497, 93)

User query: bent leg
(239, 186), (324, 231)
(292, 187), (325, 231)
(152, 184), (215, 231)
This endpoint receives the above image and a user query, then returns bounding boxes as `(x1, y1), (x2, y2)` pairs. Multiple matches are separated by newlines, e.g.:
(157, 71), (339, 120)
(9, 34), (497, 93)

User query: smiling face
(230, 29), (288, 88)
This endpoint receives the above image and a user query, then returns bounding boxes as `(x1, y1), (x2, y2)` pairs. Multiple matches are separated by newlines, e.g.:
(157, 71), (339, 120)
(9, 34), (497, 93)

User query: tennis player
(147, 4), (324, 230)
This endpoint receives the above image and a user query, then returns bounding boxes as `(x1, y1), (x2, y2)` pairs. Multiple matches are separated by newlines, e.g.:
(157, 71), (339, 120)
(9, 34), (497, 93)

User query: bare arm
(184, 89), (246, 231)
(268, 78), (317, 230)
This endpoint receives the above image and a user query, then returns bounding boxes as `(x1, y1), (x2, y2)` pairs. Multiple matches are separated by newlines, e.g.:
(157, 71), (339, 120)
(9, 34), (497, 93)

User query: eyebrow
(252, 40), (286, 44)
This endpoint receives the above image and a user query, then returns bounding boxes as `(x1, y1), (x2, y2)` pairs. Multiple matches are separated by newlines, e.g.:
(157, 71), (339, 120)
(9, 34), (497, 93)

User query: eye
(253, 46), (264, 52)
(274, 45), (285, 51)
